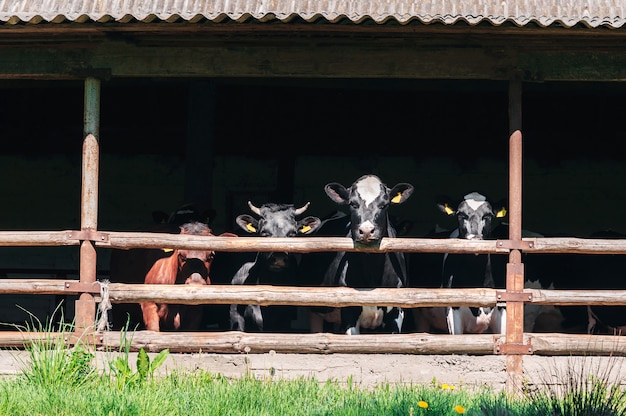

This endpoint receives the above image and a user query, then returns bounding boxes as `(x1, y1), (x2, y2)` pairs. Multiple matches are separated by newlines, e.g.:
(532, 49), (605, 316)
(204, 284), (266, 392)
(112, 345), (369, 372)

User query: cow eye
(178, 253), (187, 262)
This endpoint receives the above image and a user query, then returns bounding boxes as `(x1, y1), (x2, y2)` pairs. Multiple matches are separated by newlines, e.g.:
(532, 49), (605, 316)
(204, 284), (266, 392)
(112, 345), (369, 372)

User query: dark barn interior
(1, 3), (626, 335)
(2, 78), (626, 237)
(1, 77), (626, 332)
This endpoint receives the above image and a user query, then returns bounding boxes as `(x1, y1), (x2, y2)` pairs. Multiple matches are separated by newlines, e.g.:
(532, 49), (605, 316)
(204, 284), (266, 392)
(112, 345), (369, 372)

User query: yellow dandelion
(441, 383), (449, 390)
(417, 400), (429, 409)
(454, 405), (466, 414)
(450, 384), (456, 390)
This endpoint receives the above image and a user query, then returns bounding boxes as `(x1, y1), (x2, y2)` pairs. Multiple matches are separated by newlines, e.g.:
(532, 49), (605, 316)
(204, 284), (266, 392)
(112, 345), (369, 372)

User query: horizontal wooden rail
(2, 231), (626, 255)
(0, 231), (82, 247)
(3, 280), (626, 308)
(96, 234), (626, 254)
(1, 331), (624, 356)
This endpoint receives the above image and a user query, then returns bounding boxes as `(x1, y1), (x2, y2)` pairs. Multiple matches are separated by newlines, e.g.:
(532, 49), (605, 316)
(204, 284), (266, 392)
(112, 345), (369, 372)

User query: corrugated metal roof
(0, 0), (625, 28)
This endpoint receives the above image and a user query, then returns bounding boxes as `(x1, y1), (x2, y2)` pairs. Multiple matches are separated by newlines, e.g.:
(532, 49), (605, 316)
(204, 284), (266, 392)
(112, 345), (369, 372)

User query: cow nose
(180, 258), (210, 283)
(357, 222), (376, 241)
(185, 273), (208, 285)
(267, 252), (289, 271)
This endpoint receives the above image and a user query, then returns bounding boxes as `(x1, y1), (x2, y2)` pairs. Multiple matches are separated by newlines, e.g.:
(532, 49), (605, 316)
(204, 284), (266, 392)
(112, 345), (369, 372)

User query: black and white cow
(229, 201), (321, 332)
(319, 174), (414, 335)
(419, 192), (508, 335)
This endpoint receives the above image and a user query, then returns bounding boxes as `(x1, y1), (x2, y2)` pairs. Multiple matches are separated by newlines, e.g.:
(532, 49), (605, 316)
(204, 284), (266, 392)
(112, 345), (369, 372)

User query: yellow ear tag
(162, 248), (174, 253)
(444, 204), (455, 216)
(300, 225), (311, 234)
(246, 223), (257, 233)
(496, 207), (507, 218)
(391, 192), (402, 204)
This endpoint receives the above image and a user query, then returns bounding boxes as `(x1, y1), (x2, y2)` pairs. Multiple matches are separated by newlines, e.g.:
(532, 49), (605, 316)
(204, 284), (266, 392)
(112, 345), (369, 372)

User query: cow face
(438, 192), (507, 240)
(235, 202), (322, 272)
(175, 222), (216, 285)
(324, 175), (413, 245)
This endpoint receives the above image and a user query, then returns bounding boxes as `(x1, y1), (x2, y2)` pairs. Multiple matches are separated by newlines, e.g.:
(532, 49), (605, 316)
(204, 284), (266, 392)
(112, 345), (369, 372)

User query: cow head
(175, 222), (216, 285)
(324, 175), (414, 245)
(438, 192), (507, 240)
(235, 202), (322, 271)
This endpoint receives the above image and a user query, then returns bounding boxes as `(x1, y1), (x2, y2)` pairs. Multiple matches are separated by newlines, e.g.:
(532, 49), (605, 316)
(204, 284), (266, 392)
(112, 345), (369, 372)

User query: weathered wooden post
(504, 74), (527, 394)
(75, 77), (101, 336)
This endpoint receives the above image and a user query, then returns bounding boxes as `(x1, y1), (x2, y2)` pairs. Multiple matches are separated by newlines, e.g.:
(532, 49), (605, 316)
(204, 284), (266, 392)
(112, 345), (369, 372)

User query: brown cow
(140, 221), (234, 332)
(109, 204), (217, 330)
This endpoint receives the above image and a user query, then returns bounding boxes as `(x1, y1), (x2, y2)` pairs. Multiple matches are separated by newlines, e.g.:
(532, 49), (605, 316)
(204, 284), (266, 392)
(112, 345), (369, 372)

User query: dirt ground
(3, 350), (625, 393)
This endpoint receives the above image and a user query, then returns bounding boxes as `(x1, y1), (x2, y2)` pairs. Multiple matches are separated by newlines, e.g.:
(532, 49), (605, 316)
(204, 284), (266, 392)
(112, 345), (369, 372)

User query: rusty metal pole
(75, 77), (100, 336)
(506, 75), (525, 393)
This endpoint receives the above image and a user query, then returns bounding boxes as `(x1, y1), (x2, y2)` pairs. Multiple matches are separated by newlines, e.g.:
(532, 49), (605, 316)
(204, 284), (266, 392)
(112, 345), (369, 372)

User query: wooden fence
(2, 231), (626, 357)
(3, 78), (626, 393)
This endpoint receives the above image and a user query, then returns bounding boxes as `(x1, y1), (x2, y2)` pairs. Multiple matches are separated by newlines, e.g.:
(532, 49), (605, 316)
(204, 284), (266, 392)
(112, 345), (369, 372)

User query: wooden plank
(5, 231), (626, 255)
(0, 231), (81, 247)
(1, 280), (625, 308)
(1, 329), (624, 356)
(104, 284), (499, 307)
(1, 38), (626, 81)
(98, 332), (626, 355)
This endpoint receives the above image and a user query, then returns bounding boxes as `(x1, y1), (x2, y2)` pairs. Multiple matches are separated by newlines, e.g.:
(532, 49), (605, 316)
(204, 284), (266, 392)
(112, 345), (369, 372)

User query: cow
(108, 204), (217, 330)
(140, 221), (236, 332)
(318, 174), (414, 335)
(229, 201), (322, 332)
(413, 192), (508, 335)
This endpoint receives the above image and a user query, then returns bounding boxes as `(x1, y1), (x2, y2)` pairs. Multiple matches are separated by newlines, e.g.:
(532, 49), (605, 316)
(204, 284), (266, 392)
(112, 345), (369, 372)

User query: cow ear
(389, 183), (414, 204)
(324, 183), (349, 205)
(235, 215), (258, 234)
(298, 217), (322, 235)
(491, 198), (508, 218)
(436, 202), (456, 216)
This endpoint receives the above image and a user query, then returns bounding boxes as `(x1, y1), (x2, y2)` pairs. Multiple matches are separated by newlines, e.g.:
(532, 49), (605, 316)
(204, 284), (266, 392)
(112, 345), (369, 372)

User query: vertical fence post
(505, 74), (525, 393)
(75, 77), (100, 336)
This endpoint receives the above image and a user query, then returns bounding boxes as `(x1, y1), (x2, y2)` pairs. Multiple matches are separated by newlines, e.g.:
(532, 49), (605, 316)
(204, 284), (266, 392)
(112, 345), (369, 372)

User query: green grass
(2, 311), (626, 415)
(0, 369), (482, 416)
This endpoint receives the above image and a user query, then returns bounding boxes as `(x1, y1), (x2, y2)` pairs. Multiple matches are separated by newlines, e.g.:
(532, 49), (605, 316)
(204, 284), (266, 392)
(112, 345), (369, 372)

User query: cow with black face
(439, 191), (508, 335)
(229, 201), (321, 332)
(321, 174), (414, 335)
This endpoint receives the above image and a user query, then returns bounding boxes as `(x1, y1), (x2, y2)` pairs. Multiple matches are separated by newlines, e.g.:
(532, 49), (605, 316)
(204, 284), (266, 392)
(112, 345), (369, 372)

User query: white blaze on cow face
(355, 176), (382, 207)
(352, 176), (385, 243)
(325, 175), (413, 245)
(455, 192), (495, 240)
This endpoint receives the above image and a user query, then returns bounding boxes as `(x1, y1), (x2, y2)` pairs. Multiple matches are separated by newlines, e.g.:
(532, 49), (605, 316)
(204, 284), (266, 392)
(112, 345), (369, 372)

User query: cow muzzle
(179, 257), (210, 285)
(355, 221), (381, 244)
(266, 252), (291, 272)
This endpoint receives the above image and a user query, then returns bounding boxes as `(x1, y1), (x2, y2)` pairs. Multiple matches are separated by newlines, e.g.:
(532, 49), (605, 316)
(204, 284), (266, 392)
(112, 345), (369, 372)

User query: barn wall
(1, 153), (625, 272)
